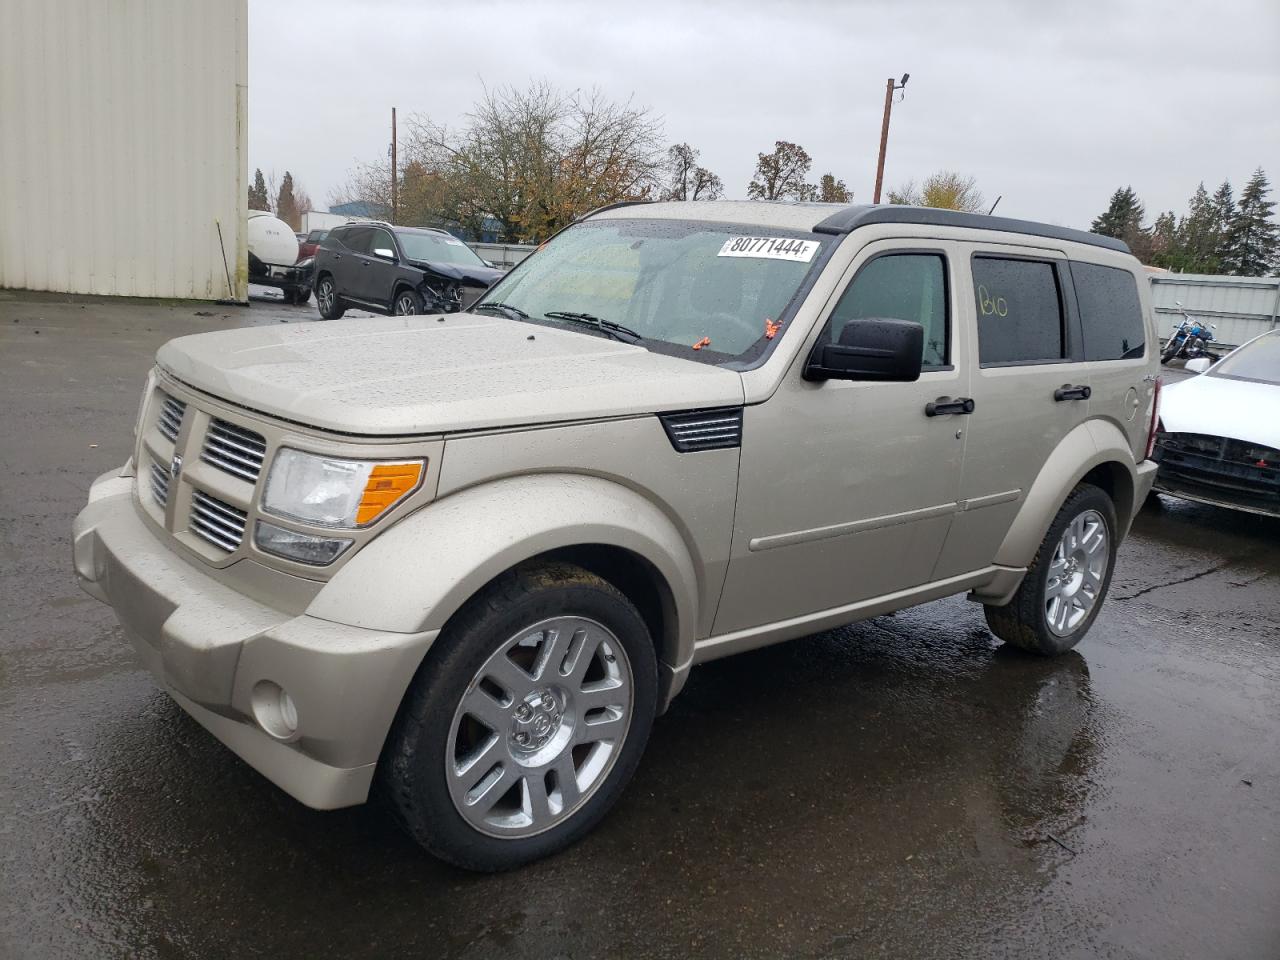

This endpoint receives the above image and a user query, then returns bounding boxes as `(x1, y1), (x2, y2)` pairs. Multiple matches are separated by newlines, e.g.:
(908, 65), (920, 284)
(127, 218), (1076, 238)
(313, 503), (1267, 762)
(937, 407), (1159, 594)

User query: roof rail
(813, 204), (1130, 254)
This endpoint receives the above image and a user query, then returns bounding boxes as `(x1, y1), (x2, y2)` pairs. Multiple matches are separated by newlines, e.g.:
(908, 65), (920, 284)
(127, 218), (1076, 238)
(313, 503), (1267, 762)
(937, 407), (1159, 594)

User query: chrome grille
(190, 490), (248, 553)
(157, 395), (186, 442)
(148, 462), (170, 506)
(659, 408), (744, 452)
(202, 419), (266, 484)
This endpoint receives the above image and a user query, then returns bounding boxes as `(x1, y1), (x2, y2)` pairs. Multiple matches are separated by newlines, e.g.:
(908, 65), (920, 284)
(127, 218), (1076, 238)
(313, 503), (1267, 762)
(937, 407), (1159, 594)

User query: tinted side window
(1072, 262), (1146, 361)
(973, 257), (1065, 365)
(368, 228), (396, 257)
(827, 253), (949, 367)
(339, 227), (372, 254)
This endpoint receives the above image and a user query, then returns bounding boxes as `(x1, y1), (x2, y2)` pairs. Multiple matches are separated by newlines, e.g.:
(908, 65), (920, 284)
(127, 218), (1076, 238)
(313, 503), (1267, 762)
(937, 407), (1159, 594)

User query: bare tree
(339, 81), (664, 243)
(662, 143), (724, 201)
(747, 141), (816, 201)
(888, 171), (984, 212)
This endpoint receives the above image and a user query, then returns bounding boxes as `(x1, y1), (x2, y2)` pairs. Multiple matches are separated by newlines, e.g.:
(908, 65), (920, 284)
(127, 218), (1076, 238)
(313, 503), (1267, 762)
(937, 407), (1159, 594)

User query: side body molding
(992, 418), (1139, 570)
(306, 474), (701, 674)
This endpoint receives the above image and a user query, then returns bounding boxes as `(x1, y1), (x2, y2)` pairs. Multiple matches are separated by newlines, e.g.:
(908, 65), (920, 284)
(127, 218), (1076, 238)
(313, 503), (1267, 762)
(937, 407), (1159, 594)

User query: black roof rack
(812, 205), (1130, 254)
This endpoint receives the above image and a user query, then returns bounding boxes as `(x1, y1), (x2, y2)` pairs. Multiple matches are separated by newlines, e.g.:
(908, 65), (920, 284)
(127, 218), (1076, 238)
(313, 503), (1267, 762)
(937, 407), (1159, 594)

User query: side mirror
(373, 247), (396, 260)
(1184, 357), (1213, 374)
(803, 318), (924, 382)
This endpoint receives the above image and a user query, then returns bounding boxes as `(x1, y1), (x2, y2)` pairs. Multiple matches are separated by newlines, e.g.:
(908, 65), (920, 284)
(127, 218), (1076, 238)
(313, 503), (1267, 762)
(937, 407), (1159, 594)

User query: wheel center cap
(510, 689), (563, 751)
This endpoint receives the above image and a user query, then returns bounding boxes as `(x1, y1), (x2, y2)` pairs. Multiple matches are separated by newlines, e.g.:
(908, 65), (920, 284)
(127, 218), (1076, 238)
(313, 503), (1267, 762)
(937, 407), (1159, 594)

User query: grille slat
(202, 419), (266, 484)
(190, 490), (247, 553)
(148, 462), (170, 506)
(157, 396), (187, 442)
(659, 408), (744, 453)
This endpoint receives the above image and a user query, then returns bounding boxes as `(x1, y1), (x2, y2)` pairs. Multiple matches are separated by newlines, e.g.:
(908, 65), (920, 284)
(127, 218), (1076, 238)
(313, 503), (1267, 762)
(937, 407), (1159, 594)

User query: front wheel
(1160, 339), (1180, 364)
(984, 483), (1118, 656)
(393, 288), (424, 315)
(381, 562), (658, 871)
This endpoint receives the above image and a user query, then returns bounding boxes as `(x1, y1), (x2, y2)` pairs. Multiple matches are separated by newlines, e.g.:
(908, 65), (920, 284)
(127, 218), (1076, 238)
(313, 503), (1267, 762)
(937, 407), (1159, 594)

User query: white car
(1153, 329), (1280, 517)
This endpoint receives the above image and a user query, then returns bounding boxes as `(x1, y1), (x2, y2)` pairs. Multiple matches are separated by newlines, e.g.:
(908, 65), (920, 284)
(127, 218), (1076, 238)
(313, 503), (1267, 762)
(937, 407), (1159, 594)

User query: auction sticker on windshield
(718, 236), (819, 262)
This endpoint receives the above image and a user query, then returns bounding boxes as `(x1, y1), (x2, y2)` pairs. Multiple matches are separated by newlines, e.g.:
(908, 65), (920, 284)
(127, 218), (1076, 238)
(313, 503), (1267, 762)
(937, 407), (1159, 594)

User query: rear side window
(307, 230), (328, 243)
(973, 257), (1065, 365)
(1072, 262), (1146, 360)
(827, 253), (950, 367)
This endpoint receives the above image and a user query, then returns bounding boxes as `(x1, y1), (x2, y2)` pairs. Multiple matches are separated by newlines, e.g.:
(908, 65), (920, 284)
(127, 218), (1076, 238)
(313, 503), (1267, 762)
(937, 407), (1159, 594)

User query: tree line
(1090, 169), (1277, 276)
(247, 168), (313, 231)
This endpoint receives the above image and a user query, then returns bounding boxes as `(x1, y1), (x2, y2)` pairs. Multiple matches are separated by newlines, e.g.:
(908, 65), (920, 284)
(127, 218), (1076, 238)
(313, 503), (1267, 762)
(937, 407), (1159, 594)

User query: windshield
(474, 218), (830, 363)
(395, 231), (485, 267)
(1210, 330), (1280, 384)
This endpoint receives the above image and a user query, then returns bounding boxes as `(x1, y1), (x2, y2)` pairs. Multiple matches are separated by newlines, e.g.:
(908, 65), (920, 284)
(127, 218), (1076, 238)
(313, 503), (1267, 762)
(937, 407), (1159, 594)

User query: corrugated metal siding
(0, 0), (247, 300)
(1150, 273), (1280, 348)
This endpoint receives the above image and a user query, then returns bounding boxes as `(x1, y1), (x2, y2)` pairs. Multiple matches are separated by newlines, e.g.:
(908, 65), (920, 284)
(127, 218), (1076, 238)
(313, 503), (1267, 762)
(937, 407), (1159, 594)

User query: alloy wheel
(445, 617), (634, 838)
(1044, 508), (1109, 636)
(395, 294), (418, 315)
(318, 280), (333, 312)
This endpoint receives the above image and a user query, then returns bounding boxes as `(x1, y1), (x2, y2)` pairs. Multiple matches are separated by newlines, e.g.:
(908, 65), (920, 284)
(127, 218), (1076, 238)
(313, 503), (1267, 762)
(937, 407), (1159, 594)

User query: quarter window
(1072, 262), (1146, 361)
(973, 257), (1066, 365)
(826, 253), (949, 367)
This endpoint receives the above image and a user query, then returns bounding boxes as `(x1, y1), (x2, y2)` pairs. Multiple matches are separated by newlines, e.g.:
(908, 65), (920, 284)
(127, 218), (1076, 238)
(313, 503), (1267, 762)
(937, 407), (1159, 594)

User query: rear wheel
(382, 562), (658, 871)
(316, 275), (345, 320)
(985, 483), (1117, 656)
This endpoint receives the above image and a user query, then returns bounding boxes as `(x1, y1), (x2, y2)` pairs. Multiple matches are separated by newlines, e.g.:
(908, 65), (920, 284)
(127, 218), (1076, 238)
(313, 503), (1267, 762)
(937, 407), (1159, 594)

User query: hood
(1161, 372), (1280, 450)
(155, 313), (744, 436)
(407, 259), (504, 286)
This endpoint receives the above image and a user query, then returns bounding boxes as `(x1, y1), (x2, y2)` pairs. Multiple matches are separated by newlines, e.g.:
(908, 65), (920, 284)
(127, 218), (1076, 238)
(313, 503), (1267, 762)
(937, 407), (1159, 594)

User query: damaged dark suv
(313, 222), (503, 319)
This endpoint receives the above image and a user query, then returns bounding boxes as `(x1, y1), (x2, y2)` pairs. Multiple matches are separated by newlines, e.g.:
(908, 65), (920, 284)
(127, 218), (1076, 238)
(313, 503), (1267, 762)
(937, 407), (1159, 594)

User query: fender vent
(659, 408), (743, 452)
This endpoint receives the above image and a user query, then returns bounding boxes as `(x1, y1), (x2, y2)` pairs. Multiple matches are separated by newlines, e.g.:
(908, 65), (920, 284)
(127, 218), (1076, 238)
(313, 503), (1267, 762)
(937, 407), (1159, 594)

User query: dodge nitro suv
(313, 222), (502, 319)
(74, 201), (1160, 870)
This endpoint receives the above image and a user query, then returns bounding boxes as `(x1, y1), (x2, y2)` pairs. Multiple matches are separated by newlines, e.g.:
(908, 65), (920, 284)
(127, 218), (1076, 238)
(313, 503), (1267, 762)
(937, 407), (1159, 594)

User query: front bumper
(73, 470), (437, 809)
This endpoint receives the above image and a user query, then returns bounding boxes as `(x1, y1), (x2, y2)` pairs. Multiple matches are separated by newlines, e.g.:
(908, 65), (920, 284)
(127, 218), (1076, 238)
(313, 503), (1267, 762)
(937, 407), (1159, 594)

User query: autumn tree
(889, 171), (984, 212)
(747, 141), (816, 201)
(1221, 168), (1278, 276)
(247, 168), (271, 211)
(818, 173), (852, 203)
(662, 143), (724, 201)
(337, 82), (664, 243)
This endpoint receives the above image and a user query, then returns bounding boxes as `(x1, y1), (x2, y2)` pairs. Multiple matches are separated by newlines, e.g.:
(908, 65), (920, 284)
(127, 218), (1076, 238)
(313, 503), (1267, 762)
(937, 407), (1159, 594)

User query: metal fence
(1149, 273), (1280, 349)
(471, 242), (537, 270)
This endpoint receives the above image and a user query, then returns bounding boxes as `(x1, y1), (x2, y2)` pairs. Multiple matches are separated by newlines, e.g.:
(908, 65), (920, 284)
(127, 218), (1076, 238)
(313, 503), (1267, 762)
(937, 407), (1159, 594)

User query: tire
(291, 287), (311, 306)
(316, 275), (345, 320)
(984, 483), (1118, 656)
(1160, 340), (1179, 364)
(381, 562), (658, 871)
(393, 287), (424, 316)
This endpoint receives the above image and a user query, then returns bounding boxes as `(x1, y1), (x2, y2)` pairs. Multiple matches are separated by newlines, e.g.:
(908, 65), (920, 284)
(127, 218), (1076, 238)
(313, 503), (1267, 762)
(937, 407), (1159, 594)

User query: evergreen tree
(1171, 182), (1222, 273)
(276, 171), (300, 230)
(247, 168), (271, 211)
(1221, 168), (1278, 277)
(1209, 180), (1234, 267)
(1149, 211), (1178, 266)
(1090, 186), (1145, 239)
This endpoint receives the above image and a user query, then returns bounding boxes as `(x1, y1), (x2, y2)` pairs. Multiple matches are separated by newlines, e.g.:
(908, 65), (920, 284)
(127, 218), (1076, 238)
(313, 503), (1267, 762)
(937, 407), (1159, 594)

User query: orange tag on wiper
(692, 336), (711, 351)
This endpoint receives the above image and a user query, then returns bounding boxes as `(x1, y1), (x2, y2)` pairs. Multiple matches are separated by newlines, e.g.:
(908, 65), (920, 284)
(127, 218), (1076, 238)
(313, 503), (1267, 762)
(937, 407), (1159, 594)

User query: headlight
(263, 448), (424, 528)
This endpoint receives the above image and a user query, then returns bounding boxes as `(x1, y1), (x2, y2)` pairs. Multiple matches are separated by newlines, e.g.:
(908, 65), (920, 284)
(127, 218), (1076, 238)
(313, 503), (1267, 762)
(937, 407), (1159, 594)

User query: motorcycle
(1160, 302), (1216, 365)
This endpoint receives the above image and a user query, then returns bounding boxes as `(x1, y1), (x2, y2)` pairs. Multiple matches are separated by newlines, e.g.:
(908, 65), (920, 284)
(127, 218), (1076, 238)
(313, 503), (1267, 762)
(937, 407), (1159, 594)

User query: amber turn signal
(356, 462), (424, 525)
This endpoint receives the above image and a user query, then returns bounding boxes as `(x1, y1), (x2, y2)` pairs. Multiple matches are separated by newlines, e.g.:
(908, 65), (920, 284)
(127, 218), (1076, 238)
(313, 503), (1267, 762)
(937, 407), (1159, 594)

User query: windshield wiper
(473, 301), (530, 321)
(543, 311), (644, 344)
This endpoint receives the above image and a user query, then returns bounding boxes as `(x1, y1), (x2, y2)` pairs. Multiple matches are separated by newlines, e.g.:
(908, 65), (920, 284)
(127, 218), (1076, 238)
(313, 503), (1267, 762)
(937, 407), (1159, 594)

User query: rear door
(334, 226), (372, 299)
(933, 244), (1090, 578)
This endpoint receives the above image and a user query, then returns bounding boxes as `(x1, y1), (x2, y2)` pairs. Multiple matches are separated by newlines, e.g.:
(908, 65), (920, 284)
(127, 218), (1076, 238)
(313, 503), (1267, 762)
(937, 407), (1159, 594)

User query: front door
(361, 226), (401, 308)
(714, 242), (970, 636)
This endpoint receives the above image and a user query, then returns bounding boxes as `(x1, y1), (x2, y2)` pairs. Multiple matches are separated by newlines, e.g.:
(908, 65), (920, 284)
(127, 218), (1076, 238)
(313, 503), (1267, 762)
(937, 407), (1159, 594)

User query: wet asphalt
(1, 290), (1277, 960)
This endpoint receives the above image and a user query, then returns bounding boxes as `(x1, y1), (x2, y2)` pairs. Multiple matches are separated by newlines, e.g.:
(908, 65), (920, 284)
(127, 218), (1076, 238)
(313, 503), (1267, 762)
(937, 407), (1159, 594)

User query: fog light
(252, 680), (299, 740)
(254, 520), (352, 565)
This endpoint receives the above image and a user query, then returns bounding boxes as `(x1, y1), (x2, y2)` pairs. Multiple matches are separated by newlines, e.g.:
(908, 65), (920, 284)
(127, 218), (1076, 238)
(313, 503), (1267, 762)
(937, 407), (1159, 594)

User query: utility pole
(872, 73), (909, 204)
(390, 107), (398, 223)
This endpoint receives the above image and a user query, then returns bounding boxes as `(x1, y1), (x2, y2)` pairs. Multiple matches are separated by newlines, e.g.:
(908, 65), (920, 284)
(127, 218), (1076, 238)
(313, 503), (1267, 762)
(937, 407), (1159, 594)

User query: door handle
(332, 253), (342, 261)
(361, 259), (371, 267)
(925, 396), (975, 417)
(1053, 384), (1092, 402)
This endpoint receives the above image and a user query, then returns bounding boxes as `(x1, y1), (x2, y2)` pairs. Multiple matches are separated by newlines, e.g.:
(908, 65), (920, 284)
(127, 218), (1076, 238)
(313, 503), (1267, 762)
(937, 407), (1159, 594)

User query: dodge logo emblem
(170, 454), (183, 479)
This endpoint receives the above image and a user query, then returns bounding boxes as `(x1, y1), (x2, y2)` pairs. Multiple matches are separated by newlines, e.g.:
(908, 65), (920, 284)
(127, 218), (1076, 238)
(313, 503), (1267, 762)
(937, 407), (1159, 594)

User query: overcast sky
(249, 0), (1279, 229)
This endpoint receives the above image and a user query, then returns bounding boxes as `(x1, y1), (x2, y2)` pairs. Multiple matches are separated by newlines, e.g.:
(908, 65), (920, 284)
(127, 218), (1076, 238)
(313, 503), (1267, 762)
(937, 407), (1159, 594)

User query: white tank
(247, 211), (299, 266)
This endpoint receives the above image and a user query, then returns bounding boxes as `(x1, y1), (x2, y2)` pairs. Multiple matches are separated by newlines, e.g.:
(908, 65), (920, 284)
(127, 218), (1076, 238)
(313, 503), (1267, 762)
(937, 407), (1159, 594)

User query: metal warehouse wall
(0, 0), (248, 300)
(1150, 273), (1280, 348)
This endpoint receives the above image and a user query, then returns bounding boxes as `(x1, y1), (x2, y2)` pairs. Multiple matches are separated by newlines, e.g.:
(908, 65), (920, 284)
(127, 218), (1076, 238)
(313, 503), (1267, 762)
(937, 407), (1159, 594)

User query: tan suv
(73, 201), (1160, 870)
